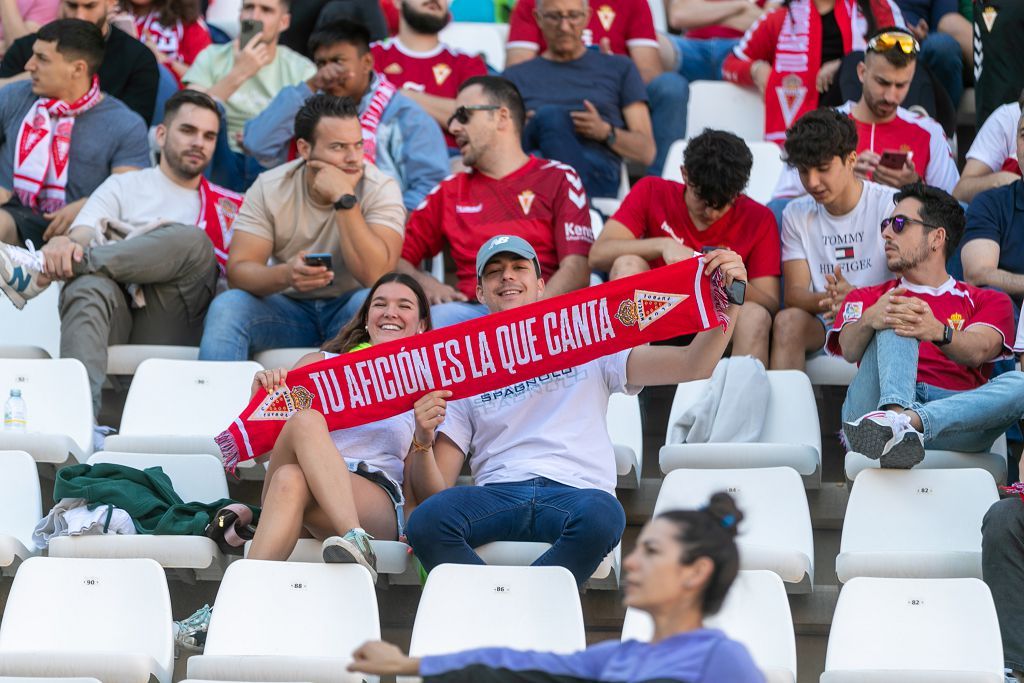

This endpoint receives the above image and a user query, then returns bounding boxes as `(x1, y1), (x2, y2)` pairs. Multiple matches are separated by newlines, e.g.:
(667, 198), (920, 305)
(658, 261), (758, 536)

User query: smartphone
(239, 18), (263, 47)
(701, 245), (721, 255)
(878, 150), (909, 170)
(304, 253), (333, 270)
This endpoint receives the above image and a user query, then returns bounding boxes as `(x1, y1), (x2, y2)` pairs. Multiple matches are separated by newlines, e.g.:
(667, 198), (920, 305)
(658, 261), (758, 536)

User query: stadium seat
(822, 577), (1003, 682)
(473, 541), (621, 589)
(0, 359), (92, 465)
(0, 679), (102, 682)
(438, 22), (510, 70)
(107, 344), (200, 376)
(648, 0), (667, 31)
(835, 468), (998, 582)
(186, 559), (380, 683)
(0, 556), (173, 683)
(241, 538), (414, 580)
(47, 452), (232, 579)
(653, 467), (814, 590)
(660, 370), (821, 487)
(661, 139), (785, 205)
(590, 208), (604, 239)
(0, 451), (41, 576)
(0, 285), (61, 359)
(804, 355), (858, 386)
(0, 346), (50, 359)
(621, 570), (797, 683)
(590, 162), (630, 216)
(845, 433), (1008, 484)
(204, 0), (241, 37)
(685, 82), (766, 141)
(255, 348), (319, 371)
(609, 392), (643, 488)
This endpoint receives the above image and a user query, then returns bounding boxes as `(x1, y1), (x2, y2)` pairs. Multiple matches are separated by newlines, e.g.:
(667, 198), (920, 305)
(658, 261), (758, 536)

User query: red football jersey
(507, 0), (658, 56)
(610, 177), (781, 279)
(371, 38), (487, 146)
(402, 156), (594, 300)
(826, 277), (1016, 391)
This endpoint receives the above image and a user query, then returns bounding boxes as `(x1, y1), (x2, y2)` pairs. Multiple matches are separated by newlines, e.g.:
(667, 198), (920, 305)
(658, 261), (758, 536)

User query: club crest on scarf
(251, 384), (315, 420)
(614, 290), (688, 331)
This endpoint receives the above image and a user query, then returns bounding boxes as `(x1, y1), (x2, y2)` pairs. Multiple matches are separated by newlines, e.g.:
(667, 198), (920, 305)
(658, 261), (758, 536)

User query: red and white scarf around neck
(360, 72), (397, 164)
(197, 177), (243, 272)
(135, 12), (184, 62)
(14, 76), (103, 212)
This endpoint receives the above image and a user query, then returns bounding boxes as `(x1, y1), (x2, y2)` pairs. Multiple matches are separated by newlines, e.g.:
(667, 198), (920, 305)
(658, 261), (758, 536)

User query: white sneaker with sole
(0, 242), (48, 310)
(843, 410), (925, 469)
(322, 527), (377, 582)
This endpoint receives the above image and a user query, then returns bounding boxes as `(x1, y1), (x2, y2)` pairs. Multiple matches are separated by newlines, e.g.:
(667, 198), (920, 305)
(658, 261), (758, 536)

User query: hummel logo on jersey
(568, 190), (586, 209)
(456, 203), (484, 213)
(518, 189), (536, 215)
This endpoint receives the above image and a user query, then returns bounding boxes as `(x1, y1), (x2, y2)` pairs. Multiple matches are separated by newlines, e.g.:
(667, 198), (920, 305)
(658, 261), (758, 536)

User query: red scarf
(14, 76), (103, 212)
(135, 12), (183, 61)
(216, 257), (729, 472)
(197, 177), (243, 271)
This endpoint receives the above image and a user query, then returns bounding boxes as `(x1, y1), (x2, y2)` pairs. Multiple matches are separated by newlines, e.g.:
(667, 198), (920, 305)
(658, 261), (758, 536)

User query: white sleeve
(925, 130), (960, 193)
(1014, 312), (1024, 354)
(437, 398), (473, 457)
(966, 103), (1020, 171)
(71, 174), (127, 234)
(780, 201), (807, 262)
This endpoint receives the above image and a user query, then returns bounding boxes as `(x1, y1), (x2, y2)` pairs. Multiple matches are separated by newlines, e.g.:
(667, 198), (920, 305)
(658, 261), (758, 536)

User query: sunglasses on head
(447, 104), (501, 129)
(868, 31), (920, 55)
(881, 215), (941, 234)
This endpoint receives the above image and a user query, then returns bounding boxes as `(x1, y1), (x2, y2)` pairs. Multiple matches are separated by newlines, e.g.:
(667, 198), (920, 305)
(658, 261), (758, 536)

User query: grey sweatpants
(59, 223), (218, 415)
(982, 496), (1024, 672)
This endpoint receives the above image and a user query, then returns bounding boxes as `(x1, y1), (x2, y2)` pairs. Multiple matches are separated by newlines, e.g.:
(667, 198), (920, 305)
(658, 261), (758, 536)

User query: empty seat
(661, 370), (821, 486)
(0, 285), (61, 359)
(822, 577), (1003, 682)
(47, 452), (232, 579)
(805, 355), (858, 386)
(0, 451), (41, 575)
(107, 344), (199, 376)
(609, 392), (643, 488)
(473, 541), (620, 589)
(654, 468), (814, 590)
(621, 570), (796, 683)
(0, 359), (92, 465)
(186, 559), (380, 683)
(845, 433), (1008, 484)
(0, 556), (173, 683)
(0, 346), (50, 359)
(439, 22), (509, 70)
(0, 678), (102, 682)
(836, 469), (998, 583)
(255, 347), (319, 371)
(662, 140), (784, 205)
(685, 82), (766, 141)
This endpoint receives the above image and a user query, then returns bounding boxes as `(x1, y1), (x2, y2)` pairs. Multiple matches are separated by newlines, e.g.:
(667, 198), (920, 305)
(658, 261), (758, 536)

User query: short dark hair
(783, 108), (858, 170)
(163, 89), (220, 124)
(458, 76), (526, 135)
(308, 18), (371, 56)
(36, 19), (105, 77)
(683, 129), (754, 209)
(893, 182), (964, 259)
(657, 492), (744, 616)
(294, 93), (360, 144)
(866, 26), (918, 68)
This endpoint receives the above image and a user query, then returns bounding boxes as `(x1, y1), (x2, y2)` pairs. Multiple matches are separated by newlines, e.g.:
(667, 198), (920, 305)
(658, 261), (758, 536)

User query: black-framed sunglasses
(880, 215), (942, 234)
(447, 105), (501, 129)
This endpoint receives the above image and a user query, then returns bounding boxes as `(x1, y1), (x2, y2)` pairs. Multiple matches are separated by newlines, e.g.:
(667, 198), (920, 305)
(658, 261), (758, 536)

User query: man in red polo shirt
(398, 75), (593, 327)
(589, 129), (779, 363)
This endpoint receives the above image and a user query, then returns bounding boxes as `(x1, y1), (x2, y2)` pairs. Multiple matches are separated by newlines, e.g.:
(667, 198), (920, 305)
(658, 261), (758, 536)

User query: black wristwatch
(333, 193), (358, 210)
(934, 325), (954, 347)
(604, 125), (617, 147)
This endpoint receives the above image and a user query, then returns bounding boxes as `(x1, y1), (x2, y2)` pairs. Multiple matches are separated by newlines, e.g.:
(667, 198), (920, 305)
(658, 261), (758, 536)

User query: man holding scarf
(0, 19), (150, 250)
(242, 18), (448, 210)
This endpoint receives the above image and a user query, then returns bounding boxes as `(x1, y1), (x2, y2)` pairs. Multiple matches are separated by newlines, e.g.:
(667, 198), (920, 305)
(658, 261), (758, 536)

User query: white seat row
(661, 139), (785, 205)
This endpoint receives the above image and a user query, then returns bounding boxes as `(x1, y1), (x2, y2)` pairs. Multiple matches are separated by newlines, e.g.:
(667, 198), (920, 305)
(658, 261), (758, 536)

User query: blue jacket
(242, 72), (448, 210)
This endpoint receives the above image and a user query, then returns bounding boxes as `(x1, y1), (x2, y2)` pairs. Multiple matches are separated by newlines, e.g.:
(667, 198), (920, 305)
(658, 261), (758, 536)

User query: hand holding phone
(878, 150), (909, 170)
(238, 18), (264, 48)
(304, 253), (333, 270)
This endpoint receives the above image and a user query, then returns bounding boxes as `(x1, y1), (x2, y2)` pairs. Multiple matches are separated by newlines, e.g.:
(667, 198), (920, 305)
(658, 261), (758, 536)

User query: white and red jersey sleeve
(825, 280), (893, 357)
(542, 159), (595, 259)
(507, 0), (543, 52)
(722, 6), (784, 86)
(966, 102), (1022, 174)
(401, 177), (452, 266)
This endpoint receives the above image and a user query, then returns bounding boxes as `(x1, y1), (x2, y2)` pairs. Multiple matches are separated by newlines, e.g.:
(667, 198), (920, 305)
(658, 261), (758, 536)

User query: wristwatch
(333, 194), (358, 210)
(934, 325), (954, 347)
(604, 125), (617, 147)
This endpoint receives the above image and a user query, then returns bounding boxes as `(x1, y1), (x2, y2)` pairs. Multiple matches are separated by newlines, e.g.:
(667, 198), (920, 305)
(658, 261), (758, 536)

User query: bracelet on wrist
(411, 435), (433, 453)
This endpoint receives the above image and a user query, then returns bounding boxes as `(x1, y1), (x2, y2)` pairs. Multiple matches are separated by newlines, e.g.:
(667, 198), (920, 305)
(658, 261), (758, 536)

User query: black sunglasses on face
(881, 215), (942, 234)
(447, 105), (501, 129)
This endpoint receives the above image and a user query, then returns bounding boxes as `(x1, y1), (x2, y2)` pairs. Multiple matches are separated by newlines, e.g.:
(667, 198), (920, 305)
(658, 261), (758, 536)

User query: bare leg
(0, 210), (17, 246)
(731, 301), (772, 365)
(609, 254), (650, 280)
(769, 307), (826, 371)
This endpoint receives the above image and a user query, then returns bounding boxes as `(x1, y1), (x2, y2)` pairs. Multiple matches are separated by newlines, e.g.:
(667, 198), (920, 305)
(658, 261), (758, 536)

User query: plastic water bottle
(4, 388), (26, 431)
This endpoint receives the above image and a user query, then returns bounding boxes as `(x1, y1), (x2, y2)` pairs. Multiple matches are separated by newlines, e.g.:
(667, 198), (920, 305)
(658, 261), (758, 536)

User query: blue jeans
(430, 301), (488, 328)
(647, 72), (689, 176)
(671, 36), (740, 82)
(841, 329), (1024, 452)
(921, 31), (964, 108)
(406, 477), (626, 587)
(523, 105), (621, 198)
(198, 288), (368, 360)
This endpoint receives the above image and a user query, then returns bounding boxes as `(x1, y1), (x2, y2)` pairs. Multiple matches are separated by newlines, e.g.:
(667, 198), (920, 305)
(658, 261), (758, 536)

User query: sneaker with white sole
(173, 603), (212, 653)
(843, 410), (925, 469)
(0, 242), (48, 310)
(322, 528), (377, 582)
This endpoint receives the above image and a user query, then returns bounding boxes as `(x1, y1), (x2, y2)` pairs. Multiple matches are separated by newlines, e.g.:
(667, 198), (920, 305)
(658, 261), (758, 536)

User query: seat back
(87, 452), (230, 504)
(0, 451), (41, 561)
(685, 82), (766, 141)
(661, 140), (783, 206)
(0, 359), (92, 455)
(0, 286), (61, 359)
(608, 392), (642, 476)
(439, 22), (510, 70)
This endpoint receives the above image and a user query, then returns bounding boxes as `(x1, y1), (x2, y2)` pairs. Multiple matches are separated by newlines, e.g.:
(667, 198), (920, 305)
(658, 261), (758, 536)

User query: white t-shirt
(781, 180), (896, 292)
(966, 102), (1022, 172)
(439, 349), (641, 495)
(74, 166), (201, 235)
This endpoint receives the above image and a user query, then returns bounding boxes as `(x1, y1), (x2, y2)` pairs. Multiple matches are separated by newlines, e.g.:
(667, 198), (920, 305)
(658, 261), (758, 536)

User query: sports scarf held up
(13, 75), (103, 212)
(197, 177), (243, 272)
(216, 256), (730, 473)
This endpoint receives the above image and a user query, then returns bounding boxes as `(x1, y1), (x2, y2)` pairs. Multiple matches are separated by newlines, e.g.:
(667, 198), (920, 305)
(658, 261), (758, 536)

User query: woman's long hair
(129, 0), (200, 27)
(321, 272), (433, 354)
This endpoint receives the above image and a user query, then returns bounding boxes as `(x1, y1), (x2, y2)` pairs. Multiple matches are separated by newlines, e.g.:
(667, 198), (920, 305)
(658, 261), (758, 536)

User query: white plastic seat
(47, 452), (231, 578)
(0, 346), (50, 359)
(0, 556), (173, 683)
(0, 451), (41, 575)
(805, 355), (858, 386)
(204, 0), (241, 37)
(610, 392), (643, 488)
(255, 347), (319, 371)
(439, 22), (509, 70)
(0, 285), (61, 359)
(591, 162), (630, 216)
(473, 541), (620, 589)
(822, 577), (1003, 682)
(654, 468), (814, 590)
(621, 570), (796, 683)
(186, 559), (381, 683)
(662, 139), (784, 205)
(0, 359), (92, 465)
(660, 370), (821, 486)
(241, 538), (413, 578)
(589, 209), (606, 286)
(836, 468), (999, 583)
(0, 679), (102, 682)
(106, 344), (199, 375)
(685, 82), (766, 141)
(845, 433), (1008, 484)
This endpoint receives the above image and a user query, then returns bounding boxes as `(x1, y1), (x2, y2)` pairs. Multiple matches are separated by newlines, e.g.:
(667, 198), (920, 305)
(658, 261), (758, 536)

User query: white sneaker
(843, 410), (925, 469)
(0, 242), (48, 310)
(322, 528), (377, 583)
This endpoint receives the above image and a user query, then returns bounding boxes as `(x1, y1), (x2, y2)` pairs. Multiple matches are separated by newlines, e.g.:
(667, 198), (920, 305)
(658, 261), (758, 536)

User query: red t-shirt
(507, 0), (658, 56)
(609, 177), (780, 279)
(402, 156), (594, 300)
(371, 38), (487, 146)
(687, 0), (768, 40)
(826, 277), (1016, 391)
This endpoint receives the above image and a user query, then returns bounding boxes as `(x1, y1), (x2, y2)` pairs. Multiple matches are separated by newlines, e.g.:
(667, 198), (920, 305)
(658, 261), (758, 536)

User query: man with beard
(0, 89), (235, 419)
(828, 182), (1024, 468)
(0, 0), (159, 124)
(370, 0), (487, 155)
(243, 18), (447, 210)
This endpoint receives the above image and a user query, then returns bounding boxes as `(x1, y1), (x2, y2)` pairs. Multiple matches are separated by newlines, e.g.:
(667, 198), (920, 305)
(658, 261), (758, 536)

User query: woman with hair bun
(348, 492), (765, 682)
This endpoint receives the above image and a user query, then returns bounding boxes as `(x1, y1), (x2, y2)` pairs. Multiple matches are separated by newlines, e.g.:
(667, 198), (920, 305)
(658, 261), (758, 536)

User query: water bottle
(4, 388), (26, 431)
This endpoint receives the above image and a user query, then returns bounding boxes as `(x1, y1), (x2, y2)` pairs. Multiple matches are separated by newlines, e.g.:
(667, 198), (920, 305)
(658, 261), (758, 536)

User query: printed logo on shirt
(658, 221), (685, 244)
(474, 367), (587, 411)
(383, 62), (403, 75)
(596, 5), (616, 31)
(948, 312), (964, 331)
(564, 222), (593, 241)
(842, 301), (862, 323)
(776, 74), (808, 128)
(834, 246), (855, 261)
(982, 6), (997, 31)
(518, 189), (536, 215)
(615, 290), (688, 331)
(456, 203), (484, 213)
(432, 63), (452, 86)
(402, 81), (426, 92)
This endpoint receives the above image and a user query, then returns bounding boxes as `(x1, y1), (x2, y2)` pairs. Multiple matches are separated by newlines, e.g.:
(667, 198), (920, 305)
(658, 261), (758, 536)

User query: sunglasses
(867, 31), (920, 55)
(881, 215), (941, 234)
(447, 104), (500, 129)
